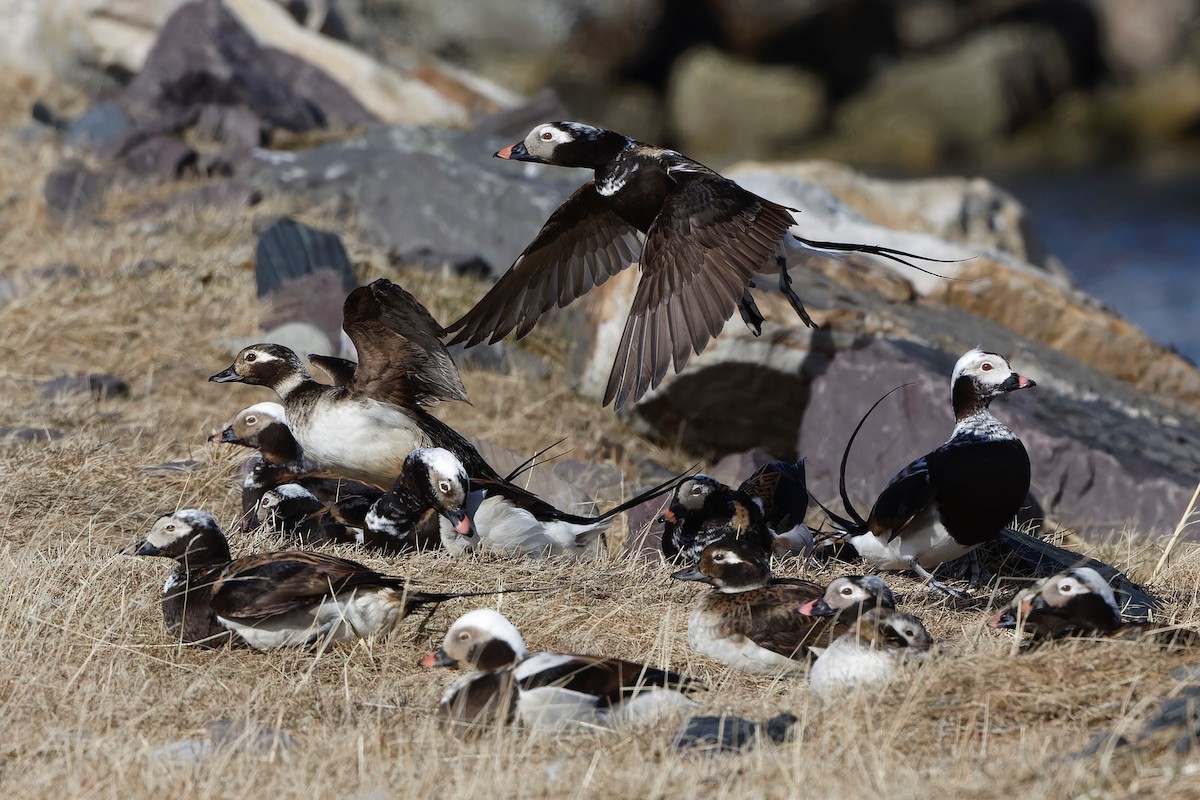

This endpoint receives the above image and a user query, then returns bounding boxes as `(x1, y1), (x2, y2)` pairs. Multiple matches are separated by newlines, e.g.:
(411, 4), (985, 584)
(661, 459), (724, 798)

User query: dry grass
(3, 73), (1200, 799)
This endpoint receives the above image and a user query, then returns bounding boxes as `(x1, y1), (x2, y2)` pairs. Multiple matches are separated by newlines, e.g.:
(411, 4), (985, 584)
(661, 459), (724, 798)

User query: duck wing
(342, 279), (468, 407)
(603, 176), (795, 409)
(445, 182), (643, 347)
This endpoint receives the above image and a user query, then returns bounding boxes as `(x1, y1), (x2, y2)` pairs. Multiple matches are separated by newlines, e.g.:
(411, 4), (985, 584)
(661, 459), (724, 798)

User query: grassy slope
(1, 74), (1199, 798)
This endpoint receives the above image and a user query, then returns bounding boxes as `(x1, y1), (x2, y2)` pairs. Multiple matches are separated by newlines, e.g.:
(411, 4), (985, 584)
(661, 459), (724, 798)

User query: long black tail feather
(834, 383), (914, 531)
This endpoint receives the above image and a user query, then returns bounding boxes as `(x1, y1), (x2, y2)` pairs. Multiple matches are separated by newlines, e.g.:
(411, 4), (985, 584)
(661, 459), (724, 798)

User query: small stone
(673, 713), (797, 753)
(65, 102), (135, 152)
(0, 426), (65, 444)
(43, 160), (107, 221)
(39, 374), (130, 401)
(26, 264), (88, 282)
(116, 135), (196, 183)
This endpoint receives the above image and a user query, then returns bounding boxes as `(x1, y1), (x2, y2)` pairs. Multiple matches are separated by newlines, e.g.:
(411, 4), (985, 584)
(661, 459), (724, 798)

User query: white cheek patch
(147, 519), (189, 548)
(418, 448), (466, 485)
(243, 402), (287, 425)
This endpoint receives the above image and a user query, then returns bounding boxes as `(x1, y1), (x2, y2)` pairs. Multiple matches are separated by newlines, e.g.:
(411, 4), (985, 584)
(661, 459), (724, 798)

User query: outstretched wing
(446, 183), (642, 346)
(342, 279), (468, 407)
(603, 178), (794, 409)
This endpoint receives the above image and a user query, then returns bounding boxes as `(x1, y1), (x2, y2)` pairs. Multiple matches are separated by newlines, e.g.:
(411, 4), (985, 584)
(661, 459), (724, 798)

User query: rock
(708, 448), (776, 488)
(0, 426), (65, 444)
(667, 46), (826, 167)
(550, 459), (624, 499)
(193, 105), (264, 148)
(40, 374), (130, 401)
(255, 217), (358, 354)
(118, 0), (329, 135)
(247, 126), (580, 276)
(674, 713), (797, 753)
(43, 160), (108, 221)
(828, 25), (1077, 170)
(127, 180), (263, 218)
(64, 102), (135, 151)
(26, 264), (89, 282)
(114, 135), (196, 183)
(1094, 0), (1198, 78)
(448, 342), (510, 374)
(154, 718), (295, 762)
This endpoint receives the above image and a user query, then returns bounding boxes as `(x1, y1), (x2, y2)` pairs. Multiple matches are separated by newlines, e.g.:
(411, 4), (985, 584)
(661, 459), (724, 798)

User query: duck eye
(245, 415), (257, 425)
(438, 480), (451, 494)
(981, 362), (993, 371)
(840, 586), (853, 596)
(458, 631), (470, 641)
(165, 524), (176, 532)
(690, 486), (702, 496)
(1059, 582), (1072, 593)
(905, 628), (916, 637)
(540, 131), (553, 141)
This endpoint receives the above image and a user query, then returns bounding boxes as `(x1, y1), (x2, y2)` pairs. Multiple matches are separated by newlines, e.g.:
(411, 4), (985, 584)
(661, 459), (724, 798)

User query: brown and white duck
(421, 608), (703, 732)
(809, 607), (933, 698)
(123, 510), (497, 650)
(671, 539), (832, 674)
(824, 348), (1036, 597)
(446, 121), (947, 409)
(988, 567), (1199, 647)
(210, 278), (503, 489)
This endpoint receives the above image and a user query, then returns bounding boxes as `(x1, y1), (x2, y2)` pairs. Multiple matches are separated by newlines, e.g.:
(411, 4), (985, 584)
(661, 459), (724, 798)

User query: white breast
(296, 398), (427, 485)
(809, 639), (899, 698)
(687, 606), (806, 676)
(850, 507), (975, 571)
(217, 587), (402, 649)
(439, 495), (604, 559)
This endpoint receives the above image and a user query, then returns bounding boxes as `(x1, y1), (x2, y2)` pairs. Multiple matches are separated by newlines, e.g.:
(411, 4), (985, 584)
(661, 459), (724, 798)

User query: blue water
(990, 170), (1200, 365)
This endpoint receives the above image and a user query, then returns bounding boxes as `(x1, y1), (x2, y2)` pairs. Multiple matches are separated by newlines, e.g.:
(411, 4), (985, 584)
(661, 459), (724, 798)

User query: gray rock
(39, 374), (130, 401)
(247, 126), (581, 276)
(154, 718), (294, 762)
(26, 264), (88, 282)
(114, 135), (196, 183)
(448, 341), (509, 374)
(43, 160), (107, 221)
(674, 713), (798, 753)
(0, 426), (65, 444)
(551, 459), (624, 498)
(64, 101), (134, 151)
(667, 46), (826, 166)
(193, 105), (263, 148)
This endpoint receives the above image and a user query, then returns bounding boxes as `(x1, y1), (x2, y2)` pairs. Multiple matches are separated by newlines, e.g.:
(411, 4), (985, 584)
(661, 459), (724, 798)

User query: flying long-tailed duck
(210, 279), (503, 488)
(659, 475), (774, 563)
(671, 538), (831, 674)
(823, 348), (1036, 597)
(809, 607), (933, 698)
(124, 510), (498, 649)
(365, 447), (685, 559)
(445, 121), (948, 408)
(988, 567), (1199, 648)
(421, 608), (703, 733)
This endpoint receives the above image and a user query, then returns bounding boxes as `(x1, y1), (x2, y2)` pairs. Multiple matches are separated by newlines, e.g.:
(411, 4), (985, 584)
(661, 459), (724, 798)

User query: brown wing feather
(743, 582), (829, 658)
(211, 551), (402, 620)
(445, 183), (642, 346)
(307, 354), (358, 386)
(519, 653), (702, 705)
(603, 180), (795, 409)
(342, 279), (467, 407)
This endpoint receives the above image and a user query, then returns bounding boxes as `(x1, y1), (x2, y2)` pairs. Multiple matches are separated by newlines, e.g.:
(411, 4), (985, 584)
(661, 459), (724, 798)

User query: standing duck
(446, 121), (948, 409)
(659, 475), (774, 563)
(824, 348), (1036, 596)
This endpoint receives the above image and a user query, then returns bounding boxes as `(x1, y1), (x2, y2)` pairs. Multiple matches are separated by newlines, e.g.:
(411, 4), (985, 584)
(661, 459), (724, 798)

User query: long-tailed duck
(421, 608), (703, 732)
(988, 567), (1199, 648)
(445, 121), (947, 408)
(659, 475), (774, 563)
(809, 607), (933, 698)
(365, 447), (685, 559)
(824, 348), (1035, 596)
(741, 460), (814, 557)
(124, 510), (497, 650)
(210, 279), (503, 488)
(671, 538), (832, 674)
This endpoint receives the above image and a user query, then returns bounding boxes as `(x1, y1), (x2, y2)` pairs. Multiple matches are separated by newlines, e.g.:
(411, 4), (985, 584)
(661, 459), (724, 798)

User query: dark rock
(259, 48), (375, 128)
(31, 100), (71, 132)
(114, 135), (196, 183)
(708, 448), (776, 488)
(674, 713), (797, 753)
(26, 264), (88, 282)
(392, 247), (490, 277)
(39, 374), (130, 401)
(551, 460), (624, 498)
(255, 218), (358, 353)
(193, 105), (263, 148)
(247, 126), (580, 276)
(43, 160), (107, 221)
(118, 0), (326, 135)
(64, 102), (134, 151)
(0, 426), (65, 444)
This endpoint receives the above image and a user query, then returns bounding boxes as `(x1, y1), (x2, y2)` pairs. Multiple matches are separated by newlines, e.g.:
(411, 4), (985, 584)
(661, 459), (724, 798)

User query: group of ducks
(122, 121), (1189, 735)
